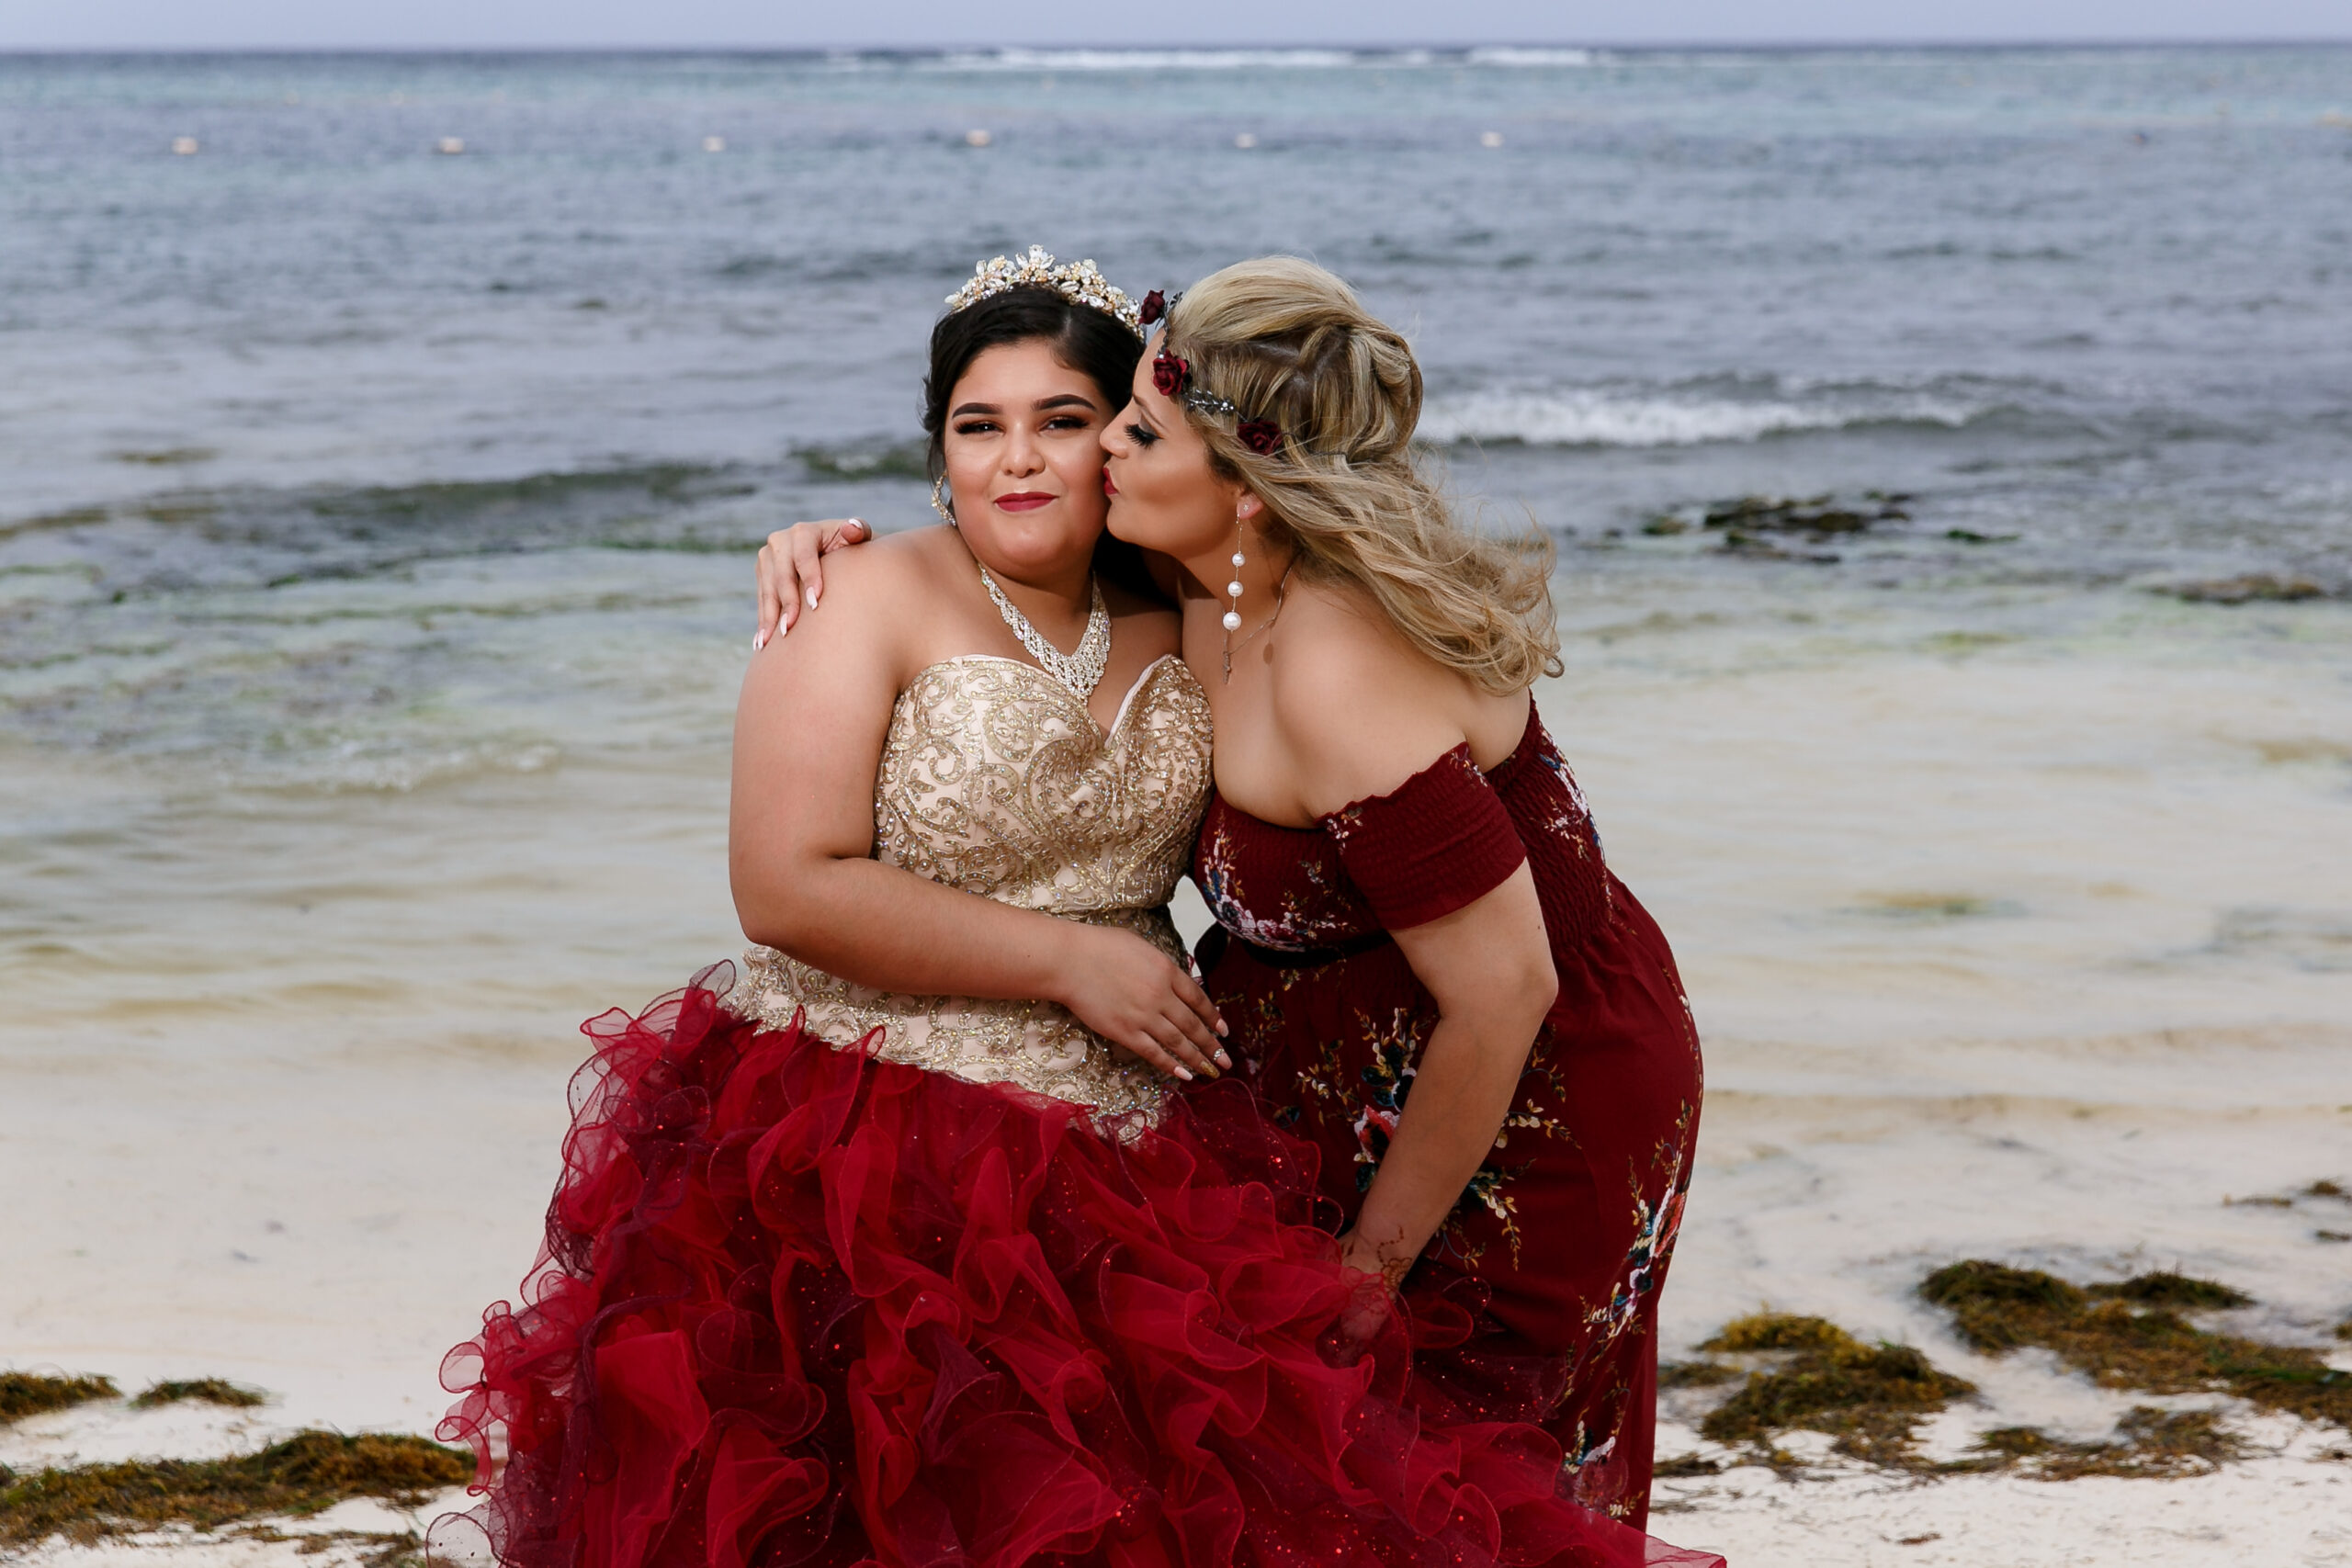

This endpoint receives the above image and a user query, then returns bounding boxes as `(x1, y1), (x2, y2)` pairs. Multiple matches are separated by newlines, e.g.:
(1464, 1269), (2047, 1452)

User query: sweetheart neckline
(908, 653), (1192, 742)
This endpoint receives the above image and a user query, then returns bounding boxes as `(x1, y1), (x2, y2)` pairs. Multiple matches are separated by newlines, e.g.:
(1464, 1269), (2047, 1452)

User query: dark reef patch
(2158, 573), (2327, 604)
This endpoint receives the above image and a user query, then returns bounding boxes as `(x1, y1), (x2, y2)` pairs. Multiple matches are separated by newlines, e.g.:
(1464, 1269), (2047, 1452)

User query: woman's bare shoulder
(751, 527), (959, 684)
(1265, 585), (1472, 817)
(800, 525), (967, 617)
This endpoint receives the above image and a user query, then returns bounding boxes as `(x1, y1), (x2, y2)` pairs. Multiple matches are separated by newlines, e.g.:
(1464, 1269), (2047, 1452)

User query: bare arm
(732, 547), (1227, 1077)
(1272, 613), (1556, 1283)
(1343, 871), (1554, 1284)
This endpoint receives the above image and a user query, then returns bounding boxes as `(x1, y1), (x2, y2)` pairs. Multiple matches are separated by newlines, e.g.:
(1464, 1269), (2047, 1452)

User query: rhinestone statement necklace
(978, 562), (1112, 700)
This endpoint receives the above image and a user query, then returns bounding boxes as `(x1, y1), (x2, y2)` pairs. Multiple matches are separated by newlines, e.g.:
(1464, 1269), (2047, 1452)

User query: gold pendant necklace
(1223, 559), (1295, 682)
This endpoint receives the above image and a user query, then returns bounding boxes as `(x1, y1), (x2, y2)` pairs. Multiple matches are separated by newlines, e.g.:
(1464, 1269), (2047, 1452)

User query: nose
(1002, 422), (1046, 477)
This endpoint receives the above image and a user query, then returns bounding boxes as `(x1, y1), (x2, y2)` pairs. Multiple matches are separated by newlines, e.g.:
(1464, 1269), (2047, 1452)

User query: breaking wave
(864, 48), (1605, 73)
(926, 49), (1362, 72)
(1419, 380), (2000, 447)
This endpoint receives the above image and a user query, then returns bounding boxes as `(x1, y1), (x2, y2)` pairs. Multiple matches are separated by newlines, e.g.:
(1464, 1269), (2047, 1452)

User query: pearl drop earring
(1220, 526), (1246, 681)
(1223, 530), (1246, 634)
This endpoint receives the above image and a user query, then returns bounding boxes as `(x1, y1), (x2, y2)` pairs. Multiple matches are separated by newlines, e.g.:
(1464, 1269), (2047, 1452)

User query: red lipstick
(995, 491), (1055, 513)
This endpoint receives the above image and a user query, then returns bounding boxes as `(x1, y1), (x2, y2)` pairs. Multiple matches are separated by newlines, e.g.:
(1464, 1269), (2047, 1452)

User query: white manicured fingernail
(1173, 1066), (1194, 1082)
(806, 586), (820, 609)
(1215, 1049), (1231, 1068)
(752, 630), (766, 651)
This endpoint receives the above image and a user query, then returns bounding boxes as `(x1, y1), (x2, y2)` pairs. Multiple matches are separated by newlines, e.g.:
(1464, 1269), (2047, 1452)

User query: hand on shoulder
(751, 525), (953, 669)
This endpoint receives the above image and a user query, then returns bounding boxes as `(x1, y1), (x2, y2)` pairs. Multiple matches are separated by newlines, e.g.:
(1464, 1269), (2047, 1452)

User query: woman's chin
(962, 510), (1106, 572)
(1103, 499), (1152, 547)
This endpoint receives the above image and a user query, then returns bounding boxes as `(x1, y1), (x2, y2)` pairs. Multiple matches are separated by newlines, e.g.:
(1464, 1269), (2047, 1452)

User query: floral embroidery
(1278, 1006), (1563, 1269)
(1532, 742), (1605, 865)
(1583, 1141), (1691, 1344)
(1195, 808), (1358, 952)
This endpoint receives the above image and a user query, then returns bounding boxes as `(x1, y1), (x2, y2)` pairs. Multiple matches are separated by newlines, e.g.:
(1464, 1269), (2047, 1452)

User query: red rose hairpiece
(1238, 420), (1283, 455)
(1137, 289), (1167, 326)
(1150, 347), (1189, 398)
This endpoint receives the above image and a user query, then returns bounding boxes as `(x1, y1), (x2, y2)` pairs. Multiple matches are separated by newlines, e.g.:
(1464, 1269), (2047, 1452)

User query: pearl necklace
(978, 562), (1112, 700)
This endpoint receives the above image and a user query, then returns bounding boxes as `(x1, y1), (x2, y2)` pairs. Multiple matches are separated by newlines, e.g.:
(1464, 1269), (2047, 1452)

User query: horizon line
(6, 39), (2352, 56)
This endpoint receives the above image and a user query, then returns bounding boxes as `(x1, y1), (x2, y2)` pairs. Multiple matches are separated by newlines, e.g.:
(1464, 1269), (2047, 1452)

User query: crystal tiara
(945, 246), (1145, 339)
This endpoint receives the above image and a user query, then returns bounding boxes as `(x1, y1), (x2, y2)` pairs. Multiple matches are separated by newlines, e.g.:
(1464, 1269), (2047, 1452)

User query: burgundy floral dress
(1193, 709), (1703, 1527)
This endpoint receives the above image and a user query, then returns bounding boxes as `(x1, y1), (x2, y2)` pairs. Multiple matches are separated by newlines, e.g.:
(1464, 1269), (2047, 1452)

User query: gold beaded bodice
(740, 654), (1213, 1119)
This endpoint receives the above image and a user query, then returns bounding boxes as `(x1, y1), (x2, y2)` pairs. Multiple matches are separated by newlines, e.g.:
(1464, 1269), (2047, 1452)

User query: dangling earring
(931, 477), (956, 526)
(1223, 527), (1246, 633)
(1221, 524), (1246, 680)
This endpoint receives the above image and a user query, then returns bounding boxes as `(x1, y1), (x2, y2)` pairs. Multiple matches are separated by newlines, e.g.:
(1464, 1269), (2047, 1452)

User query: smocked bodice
(741, 654), (1213, 1117)
(1193, 711), (1613, 961)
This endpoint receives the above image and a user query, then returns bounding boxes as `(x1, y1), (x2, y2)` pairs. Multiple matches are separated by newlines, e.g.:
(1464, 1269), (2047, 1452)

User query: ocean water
(3, 47), (2350, 1482)
(5, 46), (2351, 793)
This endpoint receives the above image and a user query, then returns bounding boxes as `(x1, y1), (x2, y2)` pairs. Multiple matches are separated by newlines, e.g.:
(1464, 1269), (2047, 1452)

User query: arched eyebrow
(950, 392), (1102, 418)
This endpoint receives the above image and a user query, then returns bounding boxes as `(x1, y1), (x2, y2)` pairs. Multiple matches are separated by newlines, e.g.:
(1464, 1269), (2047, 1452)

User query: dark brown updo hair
(921, 285), (1157, 600)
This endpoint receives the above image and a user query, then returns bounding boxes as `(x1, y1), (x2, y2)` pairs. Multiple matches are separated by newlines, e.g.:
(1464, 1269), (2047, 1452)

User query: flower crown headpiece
(1140, 289), (1286, 456)
(946, 246), (1145, 339)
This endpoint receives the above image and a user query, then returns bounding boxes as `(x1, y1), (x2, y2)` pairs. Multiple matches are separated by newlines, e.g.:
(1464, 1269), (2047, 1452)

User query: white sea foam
(894, 47), (1600, 73)
(1464, 47), (1600, 68)
(928, 48), (1363, 73)
(1419, 383), (1990, 446)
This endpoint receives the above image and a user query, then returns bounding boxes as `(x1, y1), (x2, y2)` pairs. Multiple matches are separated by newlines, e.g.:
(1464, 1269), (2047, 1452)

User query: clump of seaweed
(1658, 1360), (1741, 1389)
(0, 1373), (119, 1424)
(1920, 1260), (2352, 1432)
(134, 1379), (266, 1410)
(2083, 1272), (2252, 1310)
(1964, 1406), (2244, 1480)
(0, 1430), (472, 1548)
(1692, 1313), (1975, 1467)
(1701, 1313), (1857, 1354)
(2224, 1177), (2347, 1209)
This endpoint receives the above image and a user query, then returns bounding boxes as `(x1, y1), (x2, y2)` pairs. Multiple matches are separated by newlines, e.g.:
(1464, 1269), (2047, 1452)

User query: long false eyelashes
(1125, 423), (1160, 447)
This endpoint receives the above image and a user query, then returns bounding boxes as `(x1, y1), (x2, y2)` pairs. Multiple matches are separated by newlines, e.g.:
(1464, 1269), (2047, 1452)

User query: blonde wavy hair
(1161, 256), (1561, 694)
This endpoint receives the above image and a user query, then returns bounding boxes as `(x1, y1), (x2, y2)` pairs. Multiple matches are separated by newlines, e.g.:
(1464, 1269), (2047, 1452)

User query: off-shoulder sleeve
(1319, 744), (1527, 931)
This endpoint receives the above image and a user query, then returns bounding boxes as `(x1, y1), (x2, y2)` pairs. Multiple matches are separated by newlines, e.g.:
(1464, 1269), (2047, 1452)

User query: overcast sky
(6, 0), (2350, 51)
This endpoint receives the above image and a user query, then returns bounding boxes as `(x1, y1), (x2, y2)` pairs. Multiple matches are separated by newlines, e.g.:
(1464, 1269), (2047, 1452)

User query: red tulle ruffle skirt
(435, 966), (1723, 1568)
